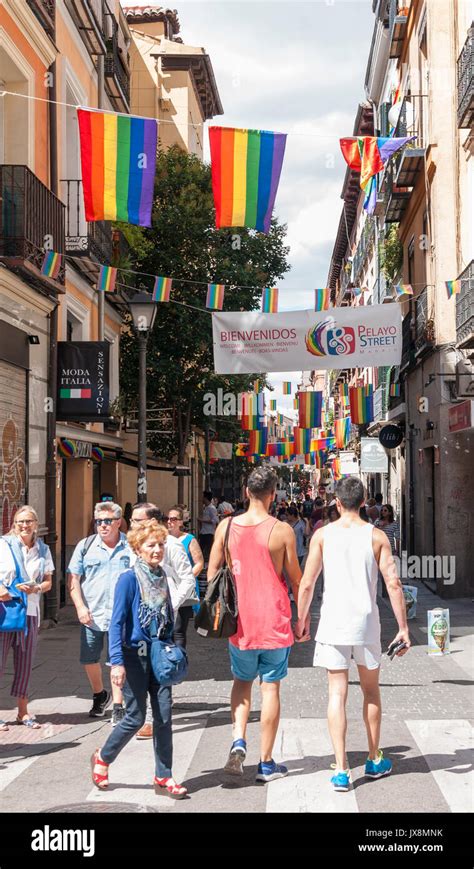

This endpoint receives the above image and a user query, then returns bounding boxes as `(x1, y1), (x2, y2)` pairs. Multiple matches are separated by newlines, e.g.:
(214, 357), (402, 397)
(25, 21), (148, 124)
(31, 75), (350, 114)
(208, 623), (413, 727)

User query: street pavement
(0, 582), (472, 814)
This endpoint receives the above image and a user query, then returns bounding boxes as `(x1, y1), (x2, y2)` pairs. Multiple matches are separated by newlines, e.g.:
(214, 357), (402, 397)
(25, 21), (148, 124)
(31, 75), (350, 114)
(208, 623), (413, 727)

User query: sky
(125, 1), (375, 416)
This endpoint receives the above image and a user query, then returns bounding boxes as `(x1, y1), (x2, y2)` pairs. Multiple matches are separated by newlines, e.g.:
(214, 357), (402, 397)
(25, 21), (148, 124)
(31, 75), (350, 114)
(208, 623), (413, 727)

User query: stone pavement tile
(405, 719), (473, 813)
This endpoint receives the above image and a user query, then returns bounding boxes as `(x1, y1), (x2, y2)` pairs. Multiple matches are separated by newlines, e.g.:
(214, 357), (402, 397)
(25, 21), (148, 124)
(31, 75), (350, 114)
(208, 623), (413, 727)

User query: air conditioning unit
(455, 357), (474, 398)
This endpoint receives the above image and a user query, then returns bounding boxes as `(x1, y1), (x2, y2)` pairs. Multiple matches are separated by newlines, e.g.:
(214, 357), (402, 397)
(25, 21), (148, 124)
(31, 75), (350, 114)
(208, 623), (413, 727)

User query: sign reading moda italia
(212, 305), (402, 373)
(57, 342), (110, 422)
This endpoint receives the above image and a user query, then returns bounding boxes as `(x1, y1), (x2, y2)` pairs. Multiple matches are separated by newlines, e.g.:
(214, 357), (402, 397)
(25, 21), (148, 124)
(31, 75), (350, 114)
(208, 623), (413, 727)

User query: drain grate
(43, 803), (161, 813)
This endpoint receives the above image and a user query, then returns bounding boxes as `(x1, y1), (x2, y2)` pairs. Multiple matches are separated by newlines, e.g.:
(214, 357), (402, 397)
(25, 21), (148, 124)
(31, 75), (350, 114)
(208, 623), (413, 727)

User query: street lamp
(127, 292), (158, 502)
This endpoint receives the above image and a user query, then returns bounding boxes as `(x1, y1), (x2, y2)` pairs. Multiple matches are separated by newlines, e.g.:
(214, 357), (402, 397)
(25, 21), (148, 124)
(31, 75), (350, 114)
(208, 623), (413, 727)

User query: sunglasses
(166, 516), (180, 522)
(95, 518), (117, 526)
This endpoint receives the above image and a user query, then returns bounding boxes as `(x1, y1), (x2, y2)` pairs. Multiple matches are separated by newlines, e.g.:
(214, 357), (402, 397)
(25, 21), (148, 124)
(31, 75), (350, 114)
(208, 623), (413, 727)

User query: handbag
(0, 540), (28, 634)
(194, 517), (238, 639)
(149, 614), (188, 687)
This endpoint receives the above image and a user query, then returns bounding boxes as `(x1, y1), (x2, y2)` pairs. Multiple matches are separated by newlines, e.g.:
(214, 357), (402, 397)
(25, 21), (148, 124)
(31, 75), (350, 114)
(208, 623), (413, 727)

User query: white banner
(210, 441), (233, 460)
(212, 305), (402, 374)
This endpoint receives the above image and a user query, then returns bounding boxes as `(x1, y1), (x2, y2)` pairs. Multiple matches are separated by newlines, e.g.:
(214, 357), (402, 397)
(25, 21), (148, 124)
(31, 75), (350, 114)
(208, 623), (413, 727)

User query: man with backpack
(68, 501), (133, 726)
(302, 493), (314, 521)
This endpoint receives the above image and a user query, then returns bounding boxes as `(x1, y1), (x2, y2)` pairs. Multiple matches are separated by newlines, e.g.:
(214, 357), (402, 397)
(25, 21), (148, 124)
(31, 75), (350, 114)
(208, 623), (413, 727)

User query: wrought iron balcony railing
(26, 0), (56, 39)
(400, 311), (414, 371)
(388, 0), (410, 59)
(64, 0), (109, 56)
(414, 286), (435, 356)
(0, 165), (65, 288)
(456, 260), (474, 348)
(457, 25), (474, 128)
(105, 33), (130, 112)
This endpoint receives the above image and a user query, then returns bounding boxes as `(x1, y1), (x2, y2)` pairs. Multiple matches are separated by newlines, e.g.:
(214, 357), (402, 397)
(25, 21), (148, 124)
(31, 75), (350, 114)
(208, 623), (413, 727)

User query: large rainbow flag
(241, 393), (265, 430)
(249, 428), (268, 455)
(293, 427), (313, 455)
(340, 135), (415, 213)
(335, 417), (351, 449)
(349, 385), (374, 424)
(298, 391), (323, 429)
(208, 127), (287, 233)
(77, 109), (158, 226)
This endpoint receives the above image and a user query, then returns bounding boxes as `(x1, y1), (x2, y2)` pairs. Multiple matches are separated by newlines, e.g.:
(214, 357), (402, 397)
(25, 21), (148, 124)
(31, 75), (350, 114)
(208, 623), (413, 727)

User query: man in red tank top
(208, 465), (310, 783)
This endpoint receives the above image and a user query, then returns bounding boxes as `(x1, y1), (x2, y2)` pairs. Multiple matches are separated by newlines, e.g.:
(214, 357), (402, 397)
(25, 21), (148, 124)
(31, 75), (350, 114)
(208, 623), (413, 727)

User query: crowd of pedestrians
(0, 472), (408, 796)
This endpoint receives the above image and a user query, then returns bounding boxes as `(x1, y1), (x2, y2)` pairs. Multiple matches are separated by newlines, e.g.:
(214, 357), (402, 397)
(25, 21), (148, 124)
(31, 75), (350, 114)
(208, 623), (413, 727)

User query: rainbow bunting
(445, 280), (461, 298)
(241, 393), (265, 430)
(249, 428), (268, 455)
(97, 265), (117, 293)
(270, 399), (277, 410)
(261, 287), (279, 313)
(152, 276), (172, 302)
(293, 398), (299, 410)
(208, 126), (287, 233)
(335, 417), (351, 449)
(77, 109), (158, 227)
(41, 251), (62, 279)
(293, 428), (313, 455)
(394, 284), (413, 297)
(389, 382), (401, 397)
(314, 288), (331, 311)
(298, 391), (323, 429)
(277, 413), (284, 425)
(253, 380), (261, 393)
(283, 382), (291, 395)
(340, 136), (415, 214)
(206, 283), (225, 309)
(349, 384), (374, 424)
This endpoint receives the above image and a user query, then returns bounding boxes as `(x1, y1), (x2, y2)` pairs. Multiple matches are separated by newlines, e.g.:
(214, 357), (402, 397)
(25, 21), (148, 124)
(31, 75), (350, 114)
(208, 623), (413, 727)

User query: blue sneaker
(224, 738), (247, 776)
(255, 759), (288, 782)
(330, 770), (351, 792)
(365, 750), (392, 779)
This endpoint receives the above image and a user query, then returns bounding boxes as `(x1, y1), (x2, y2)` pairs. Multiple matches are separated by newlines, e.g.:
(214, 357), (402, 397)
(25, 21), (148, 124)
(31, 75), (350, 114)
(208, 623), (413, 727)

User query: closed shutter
(0, 360), (27, 533)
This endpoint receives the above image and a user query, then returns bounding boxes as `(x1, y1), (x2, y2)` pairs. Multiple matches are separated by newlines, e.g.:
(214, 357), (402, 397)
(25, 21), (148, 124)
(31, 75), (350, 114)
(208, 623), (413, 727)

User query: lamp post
(127, 292), (158, 502)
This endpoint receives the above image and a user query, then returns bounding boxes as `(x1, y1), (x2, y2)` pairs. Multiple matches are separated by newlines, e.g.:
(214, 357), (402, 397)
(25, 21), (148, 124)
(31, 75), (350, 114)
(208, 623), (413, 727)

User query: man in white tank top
(297, 476), (410, 792)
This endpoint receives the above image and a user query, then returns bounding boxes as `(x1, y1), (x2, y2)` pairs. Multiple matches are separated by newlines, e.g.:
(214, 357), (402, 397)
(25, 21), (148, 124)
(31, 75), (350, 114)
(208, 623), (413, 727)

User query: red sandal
(154, 776), (188, 799)
(91, 749), (109, 789)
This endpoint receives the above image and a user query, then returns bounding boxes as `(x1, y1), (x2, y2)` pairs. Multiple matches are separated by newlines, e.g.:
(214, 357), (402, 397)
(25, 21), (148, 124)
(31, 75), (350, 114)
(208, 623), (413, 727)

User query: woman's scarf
(134, 558), (171, 639)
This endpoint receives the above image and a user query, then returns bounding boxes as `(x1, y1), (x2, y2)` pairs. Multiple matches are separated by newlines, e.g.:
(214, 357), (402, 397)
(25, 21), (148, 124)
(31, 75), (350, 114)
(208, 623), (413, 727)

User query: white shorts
(313, 641), (381, 670)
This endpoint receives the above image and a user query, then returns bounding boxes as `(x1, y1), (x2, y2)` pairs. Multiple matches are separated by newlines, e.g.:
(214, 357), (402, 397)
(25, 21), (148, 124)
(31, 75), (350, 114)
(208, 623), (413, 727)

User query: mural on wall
(0, 418), (26, 533)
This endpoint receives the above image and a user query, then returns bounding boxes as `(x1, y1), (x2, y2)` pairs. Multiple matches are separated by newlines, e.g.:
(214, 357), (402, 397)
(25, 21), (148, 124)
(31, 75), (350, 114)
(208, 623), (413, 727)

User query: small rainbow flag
(353, 286), (363, 297)
(283, 382), (291, 395)
(335, 417), (351, 449)
(293, 427), (312, 455)
(332, 457), (342, 481)
(152, 276), (172, 302)
(277, 413), (284, 425)
(97, 265), (117, 292)
(445, 280), (461, 298)
(41, 251), (62, 279)
(249, 428), (268, 455)
(298, 391), (323, 429)
(390, 382), (401, 397)
(208, 126), (287, 233)
(77, 109), (158, 227)
(314, 288), (331, 311)
(270, 399), (277, 410)
(241, 393), (265, 430)
(253, 380), (260, 393)
(262, 286), (278, 313)
(293, 397), (299, 410)
(206, 283), (225, 309)
(394, 284), (413, 297)
(349, 384), (374, 424)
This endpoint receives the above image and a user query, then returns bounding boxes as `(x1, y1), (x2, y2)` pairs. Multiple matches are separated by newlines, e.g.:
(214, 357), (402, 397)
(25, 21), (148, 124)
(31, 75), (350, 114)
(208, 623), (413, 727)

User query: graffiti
(0, 418), (26, 533)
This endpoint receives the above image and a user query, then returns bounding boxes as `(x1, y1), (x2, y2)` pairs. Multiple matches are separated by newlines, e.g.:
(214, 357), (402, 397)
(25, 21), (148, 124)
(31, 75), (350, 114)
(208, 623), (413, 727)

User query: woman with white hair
(0, 505), (54, 729)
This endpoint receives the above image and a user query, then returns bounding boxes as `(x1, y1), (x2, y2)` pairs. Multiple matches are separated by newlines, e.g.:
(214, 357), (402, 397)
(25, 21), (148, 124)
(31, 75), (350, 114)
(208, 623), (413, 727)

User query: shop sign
(448, 400), (473, 433)
(360, 437), (388, 473)
(379, 424), (404, 449)
(57, 438), (98, 460)
(57, 342), (109, 422)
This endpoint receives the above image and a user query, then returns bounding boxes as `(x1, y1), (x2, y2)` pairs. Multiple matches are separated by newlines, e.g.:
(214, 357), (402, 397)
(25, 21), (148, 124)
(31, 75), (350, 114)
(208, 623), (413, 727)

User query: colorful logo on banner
(306, 319), (356, 358)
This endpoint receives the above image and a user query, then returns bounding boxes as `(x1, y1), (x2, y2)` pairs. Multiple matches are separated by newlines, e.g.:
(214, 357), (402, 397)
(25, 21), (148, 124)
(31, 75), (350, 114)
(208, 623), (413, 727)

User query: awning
(56, 423), (125, 449)
(102, 449), (178, 473)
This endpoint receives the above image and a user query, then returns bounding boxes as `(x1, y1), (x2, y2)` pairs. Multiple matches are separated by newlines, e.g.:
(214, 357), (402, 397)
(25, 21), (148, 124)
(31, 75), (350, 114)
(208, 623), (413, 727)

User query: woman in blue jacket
(91, 519), (187, 798)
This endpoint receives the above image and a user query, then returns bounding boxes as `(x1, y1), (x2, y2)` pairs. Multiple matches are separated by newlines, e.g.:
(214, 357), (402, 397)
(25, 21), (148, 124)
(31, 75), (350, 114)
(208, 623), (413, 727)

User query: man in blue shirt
(68, 501), (133, 726)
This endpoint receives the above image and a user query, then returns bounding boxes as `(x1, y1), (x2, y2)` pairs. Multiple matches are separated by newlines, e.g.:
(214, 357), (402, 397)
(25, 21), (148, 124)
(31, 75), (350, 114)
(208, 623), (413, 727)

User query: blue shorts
(80, 625), (109, 665)
(228, 644), (291, 683)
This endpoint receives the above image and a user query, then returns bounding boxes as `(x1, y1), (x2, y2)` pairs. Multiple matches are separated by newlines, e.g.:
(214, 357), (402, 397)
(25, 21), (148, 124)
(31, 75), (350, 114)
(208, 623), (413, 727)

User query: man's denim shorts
(228, 644), (291, 683)
(80, 625), (108, 665)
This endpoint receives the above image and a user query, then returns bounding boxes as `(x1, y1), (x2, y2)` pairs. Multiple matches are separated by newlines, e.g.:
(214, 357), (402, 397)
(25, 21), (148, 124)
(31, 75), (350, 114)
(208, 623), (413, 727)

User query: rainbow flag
(293, 427), (312, 455)
(394, 284), (413, 297)
(349, 384), (374, 424)
(446, 280), (461, 298)
(298, 391), (322, 428)
(206, 283), (225, 309)
(339, 383), (350, 408)
(335, 417), (351, 449)
(241, 393), (265, 430)
(270, 399), (277, 410)
(77, 109), (158, 227)
(277, 413), (284, 425)
(208, 126), (287, 233)
(261, 287), (278, 313)
(283, 382), (291, 395)
(41, 251), (62, 279)
(152, 276), (172, 302)
(253, 380), (260, 393)
(97, 265), (117, 292)
(310, 437), (335, 452)
(332, 457), (342, 481)
(249, 428), (268, 455)
(390, 382), (401, 397)
(340, 136), (415, 214)
(293, 398), (299, 410)
(353, 286), (363, 297)
(314, 288), (331, 311)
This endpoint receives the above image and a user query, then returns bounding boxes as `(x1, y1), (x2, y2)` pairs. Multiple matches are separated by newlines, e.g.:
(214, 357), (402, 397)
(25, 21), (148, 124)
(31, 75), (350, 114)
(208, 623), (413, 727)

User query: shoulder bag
(149, 611), (188, 688)
(0, 539), (28, 634)
(194, 517), (238, 639)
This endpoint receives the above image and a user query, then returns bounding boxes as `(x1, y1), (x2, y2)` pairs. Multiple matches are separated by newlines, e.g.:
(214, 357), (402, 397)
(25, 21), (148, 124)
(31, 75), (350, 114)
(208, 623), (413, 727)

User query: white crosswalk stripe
(405, 719), (474, 814)
(0, 756), (39, 794)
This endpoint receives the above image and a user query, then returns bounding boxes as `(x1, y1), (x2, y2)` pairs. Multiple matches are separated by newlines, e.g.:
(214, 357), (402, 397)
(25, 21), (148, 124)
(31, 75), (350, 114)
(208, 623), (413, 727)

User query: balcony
(400, 311), (414, 371)
(61, 179), (129, 281)
(388, 0), (409, 59)
(373, 273), (388, 304)
(26, 0), (56, 39)
(105, 33), (130, 112)
(393, 96), (428, 187)
(352, 218), (376, 283)
(457, 26), (474, 128)
(456, 260), (474, 348)
(0, 165), (65, 291)
(64, 0), (108, 56)
(384, 166), (410, 222)
(414, 286), (435, 356)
